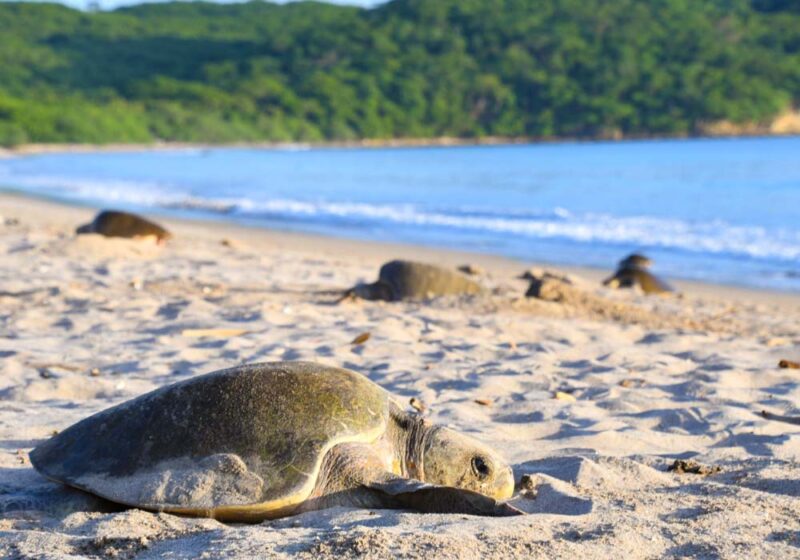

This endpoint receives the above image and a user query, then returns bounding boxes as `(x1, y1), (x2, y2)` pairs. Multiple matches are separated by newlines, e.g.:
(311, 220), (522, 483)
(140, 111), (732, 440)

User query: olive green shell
(372, 260), (483, 301)
(30, 362), (389, 515)
(77, 210), (171, 240)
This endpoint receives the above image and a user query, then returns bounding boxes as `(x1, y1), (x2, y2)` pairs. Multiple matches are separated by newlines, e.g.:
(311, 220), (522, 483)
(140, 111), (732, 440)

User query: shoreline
(2, 129), (800, 157)
(2, 189), (798, 307)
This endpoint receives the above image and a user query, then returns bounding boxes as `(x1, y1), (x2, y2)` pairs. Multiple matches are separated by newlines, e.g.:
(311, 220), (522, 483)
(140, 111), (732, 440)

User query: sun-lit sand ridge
(1, 192), (799, 558)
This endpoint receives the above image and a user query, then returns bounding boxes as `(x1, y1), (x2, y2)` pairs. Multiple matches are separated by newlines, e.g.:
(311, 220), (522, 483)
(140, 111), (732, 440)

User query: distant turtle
(349, 260), (484, 301)
(76, 210), (171, 243)
(30, 362), (519, 521)
(457, 264), (484, 276)
(603, 253), (674, 295)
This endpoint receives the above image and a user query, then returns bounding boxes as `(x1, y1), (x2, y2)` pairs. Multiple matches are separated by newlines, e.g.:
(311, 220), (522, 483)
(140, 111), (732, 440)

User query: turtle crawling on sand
(30, 362), (519, 521)
(603, 253), (674, 295)
(76, 210), (172, 243)
(349, 260), (484, 301)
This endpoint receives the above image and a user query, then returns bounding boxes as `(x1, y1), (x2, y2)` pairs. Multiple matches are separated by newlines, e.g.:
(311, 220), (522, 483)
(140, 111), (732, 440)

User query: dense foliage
(0, 0), (798, 145)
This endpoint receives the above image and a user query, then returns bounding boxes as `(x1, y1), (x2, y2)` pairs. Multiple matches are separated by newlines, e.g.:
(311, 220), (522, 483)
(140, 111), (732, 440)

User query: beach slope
(1, 194), (799, 558)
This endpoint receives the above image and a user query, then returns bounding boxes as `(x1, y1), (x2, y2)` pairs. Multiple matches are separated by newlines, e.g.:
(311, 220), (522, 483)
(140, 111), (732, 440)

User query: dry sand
(1, 192), (800, 559)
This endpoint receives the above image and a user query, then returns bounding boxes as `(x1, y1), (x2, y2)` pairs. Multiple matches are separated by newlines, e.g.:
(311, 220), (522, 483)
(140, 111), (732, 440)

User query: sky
(16, 0), (385, 10)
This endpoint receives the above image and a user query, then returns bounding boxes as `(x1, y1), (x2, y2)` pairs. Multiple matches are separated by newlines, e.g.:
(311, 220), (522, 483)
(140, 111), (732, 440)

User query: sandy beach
(1, 192), (799, 559)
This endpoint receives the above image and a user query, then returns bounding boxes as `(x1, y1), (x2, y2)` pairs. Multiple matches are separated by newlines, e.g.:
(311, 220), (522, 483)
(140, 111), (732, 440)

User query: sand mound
(47, 234), (164, 261)
(1, 375), (129, 402)
(515, 271), (756, 335)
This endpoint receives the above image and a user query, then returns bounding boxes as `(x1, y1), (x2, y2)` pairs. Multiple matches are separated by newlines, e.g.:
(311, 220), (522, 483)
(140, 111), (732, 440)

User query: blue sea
(2, 137), (799, 292)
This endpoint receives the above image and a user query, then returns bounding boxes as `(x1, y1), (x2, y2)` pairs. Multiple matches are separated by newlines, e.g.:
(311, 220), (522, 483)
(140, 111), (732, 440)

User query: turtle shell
(30, 362), (390, 519)
(379, 260), (483, 300)
(81, 210), (171, 240)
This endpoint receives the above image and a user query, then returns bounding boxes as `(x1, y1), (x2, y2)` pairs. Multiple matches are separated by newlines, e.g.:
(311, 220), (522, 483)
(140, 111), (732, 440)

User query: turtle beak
(491, 464), (515, 501)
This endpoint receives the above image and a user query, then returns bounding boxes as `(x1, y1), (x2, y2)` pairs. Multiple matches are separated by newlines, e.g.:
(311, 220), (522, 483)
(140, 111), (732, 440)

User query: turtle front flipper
(366, 477), (523, 517)
(349, 280), (395, 301)
(310, 442), (521, 517)
(761, 410), (800, 426)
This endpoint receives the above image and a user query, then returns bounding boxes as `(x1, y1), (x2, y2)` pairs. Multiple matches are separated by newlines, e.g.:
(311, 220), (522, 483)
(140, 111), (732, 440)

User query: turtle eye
(471, 456), (491, 479)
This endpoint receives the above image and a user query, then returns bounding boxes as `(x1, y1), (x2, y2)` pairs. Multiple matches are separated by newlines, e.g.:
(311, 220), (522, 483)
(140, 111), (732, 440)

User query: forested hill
(0, 0), (798, 146)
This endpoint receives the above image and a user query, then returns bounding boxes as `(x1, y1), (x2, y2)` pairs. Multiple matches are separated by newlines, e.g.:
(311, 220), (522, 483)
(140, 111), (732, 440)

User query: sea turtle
(30, 362), (519, 521)
(76, 210), (172, 243)
(603, 253), (674, 295)
(349, 260), (484, 301)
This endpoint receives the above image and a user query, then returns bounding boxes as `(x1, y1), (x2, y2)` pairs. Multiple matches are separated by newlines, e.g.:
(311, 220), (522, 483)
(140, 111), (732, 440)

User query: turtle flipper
(366, 477), (523, 517)
(602, 274), (620, 288)
(351, 281), (395, 301)
(761, 410), (800, 425)
(646, 273), (675, 295)
(333, 287), (357, 303)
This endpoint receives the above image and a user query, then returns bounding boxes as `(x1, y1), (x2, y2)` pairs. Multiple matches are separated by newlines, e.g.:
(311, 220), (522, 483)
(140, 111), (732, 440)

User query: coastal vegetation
(0, 0), (798, 146)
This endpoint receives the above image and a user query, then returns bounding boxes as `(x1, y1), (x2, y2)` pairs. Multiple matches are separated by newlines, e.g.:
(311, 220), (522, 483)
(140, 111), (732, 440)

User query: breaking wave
(5, 172), (799, 263)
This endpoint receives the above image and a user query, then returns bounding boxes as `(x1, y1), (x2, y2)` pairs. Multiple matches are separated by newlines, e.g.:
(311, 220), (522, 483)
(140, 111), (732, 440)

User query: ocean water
(1, 137), (799, 291)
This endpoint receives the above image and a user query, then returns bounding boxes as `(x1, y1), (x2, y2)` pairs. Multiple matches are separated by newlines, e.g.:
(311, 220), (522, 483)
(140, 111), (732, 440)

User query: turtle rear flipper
(640, 271), (674, 295)
(366, 477), (523, 517)
(602, 274), (620, 288)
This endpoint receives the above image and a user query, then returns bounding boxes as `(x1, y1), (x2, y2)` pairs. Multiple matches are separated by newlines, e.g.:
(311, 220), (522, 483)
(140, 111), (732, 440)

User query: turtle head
(352, 281), (394, 301)
(620, 253), (651, 269)
(420, 426), (514, 501)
